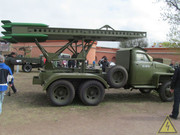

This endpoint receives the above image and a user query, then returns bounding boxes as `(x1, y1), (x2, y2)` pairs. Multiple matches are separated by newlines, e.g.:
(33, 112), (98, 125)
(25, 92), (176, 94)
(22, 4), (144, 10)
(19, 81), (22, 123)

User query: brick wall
(96, 47), (117, 63)
(11, 40), (97, 64)
(146, 48), (180, 63)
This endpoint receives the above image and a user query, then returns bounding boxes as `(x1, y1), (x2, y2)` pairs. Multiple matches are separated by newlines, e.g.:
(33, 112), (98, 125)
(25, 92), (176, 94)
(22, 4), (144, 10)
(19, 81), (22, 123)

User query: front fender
(153, 72), (173, 87)
(43, 73), (109, 90)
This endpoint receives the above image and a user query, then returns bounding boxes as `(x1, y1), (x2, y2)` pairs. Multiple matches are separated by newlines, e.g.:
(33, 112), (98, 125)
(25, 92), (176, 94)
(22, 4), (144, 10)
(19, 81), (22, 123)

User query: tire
(79, 80), (105, 106)
(107, 65), (128, 88)
(47, 80), (75, 106)
(23, 64), (32, 72)
(159, 80), (174, 102)
(139, 89), (152, 94)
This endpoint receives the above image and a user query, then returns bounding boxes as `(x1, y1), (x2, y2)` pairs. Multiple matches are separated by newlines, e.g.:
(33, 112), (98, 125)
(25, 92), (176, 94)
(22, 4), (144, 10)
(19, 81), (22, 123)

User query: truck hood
(154, 62), (174, 73)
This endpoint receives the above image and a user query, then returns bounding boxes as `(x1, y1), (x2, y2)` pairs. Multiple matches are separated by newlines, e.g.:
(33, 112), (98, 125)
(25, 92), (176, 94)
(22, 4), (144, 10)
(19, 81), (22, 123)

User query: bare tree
(160, 0), (180, 42)
(119, 38), (148, 48)
(19, 46), (32, 57)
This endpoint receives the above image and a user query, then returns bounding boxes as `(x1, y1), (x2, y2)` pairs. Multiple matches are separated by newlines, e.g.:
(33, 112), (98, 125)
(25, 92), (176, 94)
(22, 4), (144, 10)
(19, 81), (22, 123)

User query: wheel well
(23, 63), (32, 66)
(159, 76), (172, 84)
(24, 62), (32, 65)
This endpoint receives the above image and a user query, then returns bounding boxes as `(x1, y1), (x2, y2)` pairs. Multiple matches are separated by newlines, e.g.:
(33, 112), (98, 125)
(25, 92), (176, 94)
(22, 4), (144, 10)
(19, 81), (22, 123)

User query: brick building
(9, 40), (180, 64)
(96, 47), (180, 64)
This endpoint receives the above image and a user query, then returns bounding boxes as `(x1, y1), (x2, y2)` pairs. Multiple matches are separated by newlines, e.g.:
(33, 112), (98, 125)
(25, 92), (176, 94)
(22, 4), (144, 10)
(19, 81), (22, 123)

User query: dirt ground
(0, 70), (179, 135)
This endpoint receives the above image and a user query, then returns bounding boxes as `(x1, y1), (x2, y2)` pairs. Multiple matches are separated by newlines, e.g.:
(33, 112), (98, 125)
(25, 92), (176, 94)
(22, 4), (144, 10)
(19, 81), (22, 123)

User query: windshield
(136, 53), (150, 62)
(147, 54), (153, 62)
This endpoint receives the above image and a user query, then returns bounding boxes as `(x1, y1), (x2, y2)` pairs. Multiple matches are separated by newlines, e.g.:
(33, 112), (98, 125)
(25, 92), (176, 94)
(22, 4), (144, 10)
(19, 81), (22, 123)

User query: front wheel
(159, 80), (174, 102)
(78, 80), (105, 106)
(47, 80), (75, 106)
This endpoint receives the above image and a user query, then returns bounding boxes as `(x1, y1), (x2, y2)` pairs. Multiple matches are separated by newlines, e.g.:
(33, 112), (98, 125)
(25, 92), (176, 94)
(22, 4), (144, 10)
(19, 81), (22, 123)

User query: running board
(133, 85), (157, 89)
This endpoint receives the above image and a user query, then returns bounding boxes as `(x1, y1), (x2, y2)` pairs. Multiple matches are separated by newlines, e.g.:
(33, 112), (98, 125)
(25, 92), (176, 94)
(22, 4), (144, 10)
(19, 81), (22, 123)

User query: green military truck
(1, 20), (174, 106)
(5, 54), (44, 72)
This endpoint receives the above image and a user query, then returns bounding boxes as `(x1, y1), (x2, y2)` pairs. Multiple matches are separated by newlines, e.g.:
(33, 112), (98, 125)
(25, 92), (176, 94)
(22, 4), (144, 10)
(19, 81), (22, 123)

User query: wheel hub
(87, 87), (98, 99)
(113, 71), (123, 83)
(59, 90), (66, 96)
(54, 87), (68, 100)
(89, 90), (95, 96)
(165, 87), (173, 97)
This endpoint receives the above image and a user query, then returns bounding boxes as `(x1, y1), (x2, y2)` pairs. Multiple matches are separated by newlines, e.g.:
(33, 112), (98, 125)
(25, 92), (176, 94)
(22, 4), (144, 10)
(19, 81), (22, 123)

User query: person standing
(0, 55), (14, 115)
(169, 66), (180, 119)
(4, 52), (18, 93)
(169, 61), (174, 68)
(93, 60), (96, 68)
(68, 60), (72, 68)
(101, 58), (109, 72)
(5, 52), (16, 73)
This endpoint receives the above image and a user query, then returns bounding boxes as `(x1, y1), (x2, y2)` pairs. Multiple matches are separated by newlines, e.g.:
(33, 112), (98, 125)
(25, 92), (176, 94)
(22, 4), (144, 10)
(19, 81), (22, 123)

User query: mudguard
(152, 72), (173, 87)
(43, 73), (109, 90)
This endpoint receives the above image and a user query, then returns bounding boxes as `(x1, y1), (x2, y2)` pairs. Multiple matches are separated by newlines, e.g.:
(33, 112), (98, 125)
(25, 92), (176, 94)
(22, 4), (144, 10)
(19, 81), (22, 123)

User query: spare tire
(107, 65), (128, 88)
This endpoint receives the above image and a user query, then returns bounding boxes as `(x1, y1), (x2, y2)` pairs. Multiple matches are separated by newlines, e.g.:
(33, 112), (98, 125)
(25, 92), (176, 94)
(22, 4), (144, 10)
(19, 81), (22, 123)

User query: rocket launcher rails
(1, 20), (146, 43)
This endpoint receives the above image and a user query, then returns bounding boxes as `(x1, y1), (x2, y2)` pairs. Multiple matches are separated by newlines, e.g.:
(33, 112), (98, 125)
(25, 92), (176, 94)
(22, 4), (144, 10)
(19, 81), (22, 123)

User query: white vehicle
(110, 62), (115, 67)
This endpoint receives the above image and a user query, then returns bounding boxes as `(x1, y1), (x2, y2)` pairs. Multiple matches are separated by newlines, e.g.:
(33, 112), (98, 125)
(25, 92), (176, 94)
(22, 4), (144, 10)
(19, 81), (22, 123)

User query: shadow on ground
(104, 91), (161, 103)
(6, 90), (161, 108)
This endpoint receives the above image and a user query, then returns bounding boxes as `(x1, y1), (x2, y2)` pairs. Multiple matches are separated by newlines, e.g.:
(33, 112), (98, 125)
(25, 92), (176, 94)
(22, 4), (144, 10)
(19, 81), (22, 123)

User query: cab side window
(136, 53), (150, 62)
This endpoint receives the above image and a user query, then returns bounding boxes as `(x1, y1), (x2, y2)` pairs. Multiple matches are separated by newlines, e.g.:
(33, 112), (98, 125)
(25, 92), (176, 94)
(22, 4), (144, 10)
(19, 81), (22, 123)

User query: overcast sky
(0, 0), (169, 48)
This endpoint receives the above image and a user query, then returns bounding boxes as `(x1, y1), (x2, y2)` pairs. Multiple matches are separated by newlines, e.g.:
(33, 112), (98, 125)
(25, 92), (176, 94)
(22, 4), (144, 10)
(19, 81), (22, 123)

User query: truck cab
(109, 47), (174, 101)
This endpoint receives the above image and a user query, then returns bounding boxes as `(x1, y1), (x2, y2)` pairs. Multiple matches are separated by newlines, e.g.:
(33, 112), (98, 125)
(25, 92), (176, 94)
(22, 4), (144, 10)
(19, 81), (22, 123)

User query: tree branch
(166, 0), (180, 11)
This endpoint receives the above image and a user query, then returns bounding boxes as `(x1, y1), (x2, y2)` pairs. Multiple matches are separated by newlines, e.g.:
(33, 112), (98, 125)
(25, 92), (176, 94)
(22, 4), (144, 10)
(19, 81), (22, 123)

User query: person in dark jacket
(5, 52), (15, 73)
(101, 57), (109, 72)
(0, 55), (14, 115)
(4, 52), (18, 93)
(169, 67), (180, 119)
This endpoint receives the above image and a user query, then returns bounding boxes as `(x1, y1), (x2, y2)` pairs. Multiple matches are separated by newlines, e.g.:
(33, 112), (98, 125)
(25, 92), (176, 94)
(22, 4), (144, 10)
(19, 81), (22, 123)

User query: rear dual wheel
(47, 80), (75, 106)
(78, 80), (105, 106)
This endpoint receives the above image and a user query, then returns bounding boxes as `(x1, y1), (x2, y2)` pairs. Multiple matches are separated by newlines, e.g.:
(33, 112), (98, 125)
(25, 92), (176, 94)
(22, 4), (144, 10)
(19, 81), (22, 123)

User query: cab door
(131, 52), (154, 85)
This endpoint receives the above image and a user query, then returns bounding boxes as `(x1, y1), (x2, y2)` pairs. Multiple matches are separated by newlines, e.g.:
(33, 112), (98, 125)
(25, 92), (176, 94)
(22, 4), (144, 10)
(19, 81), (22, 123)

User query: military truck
(4, 53), (44, 72)
(1, 20), (174, 106)
(5, 52), (71, 72)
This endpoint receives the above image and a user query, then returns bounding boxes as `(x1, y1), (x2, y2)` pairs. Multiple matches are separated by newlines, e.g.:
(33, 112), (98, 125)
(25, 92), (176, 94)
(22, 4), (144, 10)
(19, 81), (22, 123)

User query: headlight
(170, 68), (175, 73)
